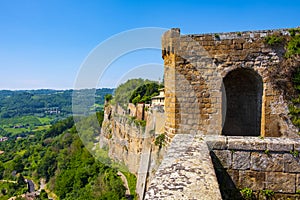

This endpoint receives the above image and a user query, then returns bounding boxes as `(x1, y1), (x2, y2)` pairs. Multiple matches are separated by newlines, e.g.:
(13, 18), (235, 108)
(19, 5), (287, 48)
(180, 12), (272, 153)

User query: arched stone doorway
(222, 68), (263, 136)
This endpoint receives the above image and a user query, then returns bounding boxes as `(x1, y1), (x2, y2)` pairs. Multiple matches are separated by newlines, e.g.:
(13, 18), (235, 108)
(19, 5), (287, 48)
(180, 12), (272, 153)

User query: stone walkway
(145, 134), (222, 200)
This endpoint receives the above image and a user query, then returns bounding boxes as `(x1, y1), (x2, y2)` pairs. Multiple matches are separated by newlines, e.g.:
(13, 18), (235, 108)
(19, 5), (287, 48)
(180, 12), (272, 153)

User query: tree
(12, 156), (24, 173)
(17, 174), (26, 186)
(132, 94), (141, 105)
(114, 78), (156, 108)
(0, 162), (4, 179)
(39, 189), (48, 200)
(104, 94), (113, 102)
(129, 82), (159, 104)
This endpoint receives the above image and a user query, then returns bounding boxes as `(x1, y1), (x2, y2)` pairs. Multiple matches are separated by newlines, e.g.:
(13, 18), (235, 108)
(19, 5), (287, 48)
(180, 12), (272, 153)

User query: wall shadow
(210, 151), (243, 200)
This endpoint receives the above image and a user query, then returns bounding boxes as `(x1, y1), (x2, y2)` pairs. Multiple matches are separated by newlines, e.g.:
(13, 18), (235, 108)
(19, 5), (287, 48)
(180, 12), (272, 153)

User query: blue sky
(0, 0), (299, 89)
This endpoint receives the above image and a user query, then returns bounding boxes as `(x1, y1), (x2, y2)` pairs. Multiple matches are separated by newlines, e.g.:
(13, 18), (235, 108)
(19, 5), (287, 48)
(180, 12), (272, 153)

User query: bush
(286, 34), (300, 57)
(104, 94), (113, 102)
(154, 134), (165, 149)
(214, 34), (220, 40)
(289, 68), (300, 129)
(134, 119), (146, 127)
(264, 35), (283, 46)
(240, 187), (254, 200)
(261, 189), (274, 198)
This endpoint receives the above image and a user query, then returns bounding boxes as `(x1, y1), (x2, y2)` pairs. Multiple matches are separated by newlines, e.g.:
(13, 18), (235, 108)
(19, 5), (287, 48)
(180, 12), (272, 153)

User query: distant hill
(0, 88), (114, 118)
(0, 88), (114, 137)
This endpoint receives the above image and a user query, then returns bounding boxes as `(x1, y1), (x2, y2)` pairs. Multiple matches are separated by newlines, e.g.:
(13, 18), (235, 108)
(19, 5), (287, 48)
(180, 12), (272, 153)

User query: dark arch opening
(222, 68), (263, 136)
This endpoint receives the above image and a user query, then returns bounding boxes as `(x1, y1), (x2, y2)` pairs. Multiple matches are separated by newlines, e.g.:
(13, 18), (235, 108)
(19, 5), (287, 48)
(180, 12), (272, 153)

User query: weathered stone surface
(232, 151), (250, 170)
(296, 174), (300, 193)
(213, 150), (232, 168)
(226, 169), (239, 187)
(284, 154), (300, 173)
(265, 172), (296, 193)
(145, 134), (222, 200)
(136, 103), (145, 120)
(238, 170), (265, 191)
(251, 152), (284, 172)
(266, 137), (294, 152)
(272, 193), (300, 200)
(228, 137), (266, 151)
(204, 135), (227, 150)
(294, 142), (300, 152)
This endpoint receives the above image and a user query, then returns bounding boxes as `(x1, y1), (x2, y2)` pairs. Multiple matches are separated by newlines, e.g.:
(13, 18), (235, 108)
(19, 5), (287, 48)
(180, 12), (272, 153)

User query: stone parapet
(203, 135), (300, 198)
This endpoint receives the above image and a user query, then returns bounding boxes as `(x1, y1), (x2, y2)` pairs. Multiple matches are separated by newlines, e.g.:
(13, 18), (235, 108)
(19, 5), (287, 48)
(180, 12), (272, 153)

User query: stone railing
(204, 136), (300, 199)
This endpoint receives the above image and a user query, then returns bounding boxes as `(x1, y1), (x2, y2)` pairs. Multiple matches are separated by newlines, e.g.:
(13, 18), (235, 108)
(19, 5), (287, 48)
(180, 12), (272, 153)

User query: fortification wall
(162, 28), (298, 143)
(205, 135), (300, 199)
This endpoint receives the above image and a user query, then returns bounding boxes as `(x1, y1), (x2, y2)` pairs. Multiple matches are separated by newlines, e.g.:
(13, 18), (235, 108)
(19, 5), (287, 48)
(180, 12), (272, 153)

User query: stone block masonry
(162, 28), (299, 143)
(145, 135), (300, 199)
(205, 136), (300, 199)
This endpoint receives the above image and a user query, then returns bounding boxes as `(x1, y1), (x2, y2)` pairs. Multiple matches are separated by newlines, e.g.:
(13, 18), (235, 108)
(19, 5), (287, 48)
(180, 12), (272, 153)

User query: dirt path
(0, 179), (17, 183)
(117, 171), (131, 198)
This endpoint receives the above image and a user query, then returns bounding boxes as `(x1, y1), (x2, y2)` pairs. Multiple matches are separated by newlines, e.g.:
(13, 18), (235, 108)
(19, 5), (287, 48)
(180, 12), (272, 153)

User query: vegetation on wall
(286, 28), (300, 130)
(264, 29), (300, 131)
(154, 133), (166, 149)
(289, 67), (300, 128)
(286, 28), (300, 58)
(264, 34), (284, 46)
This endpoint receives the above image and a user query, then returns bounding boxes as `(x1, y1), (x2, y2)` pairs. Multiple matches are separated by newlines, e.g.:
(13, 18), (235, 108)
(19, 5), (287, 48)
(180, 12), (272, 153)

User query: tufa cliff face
(101, 104), (146, 174)
(100, 103), (166, 198)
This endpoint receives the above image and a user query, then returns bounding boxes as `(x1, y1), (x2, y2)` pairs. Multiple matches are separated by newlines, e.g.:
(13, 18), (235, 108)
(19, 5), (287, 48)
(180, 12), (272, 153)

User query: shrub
(264, 149), (270, 156)
(289, 67), (300, 129)
(240, 188), (254, 200)
(154, 134), (166, 149)
(264, 35), (283, 46)
(214, 33), (220, 40)
(134, 119), (146, 127)
(290, 150), (299, 158)
(286, 34), (300, 57)
(104, 94), (113, 102)
(261, 189), (274, 198)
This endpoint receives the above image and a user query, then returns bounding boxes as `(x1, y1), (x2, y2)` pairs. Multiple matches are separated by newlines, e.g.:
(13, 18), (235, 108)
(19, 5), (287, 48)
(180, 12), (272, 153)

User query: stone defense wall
(162, 28), (298, 143)
(204, 136), (300, 199)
